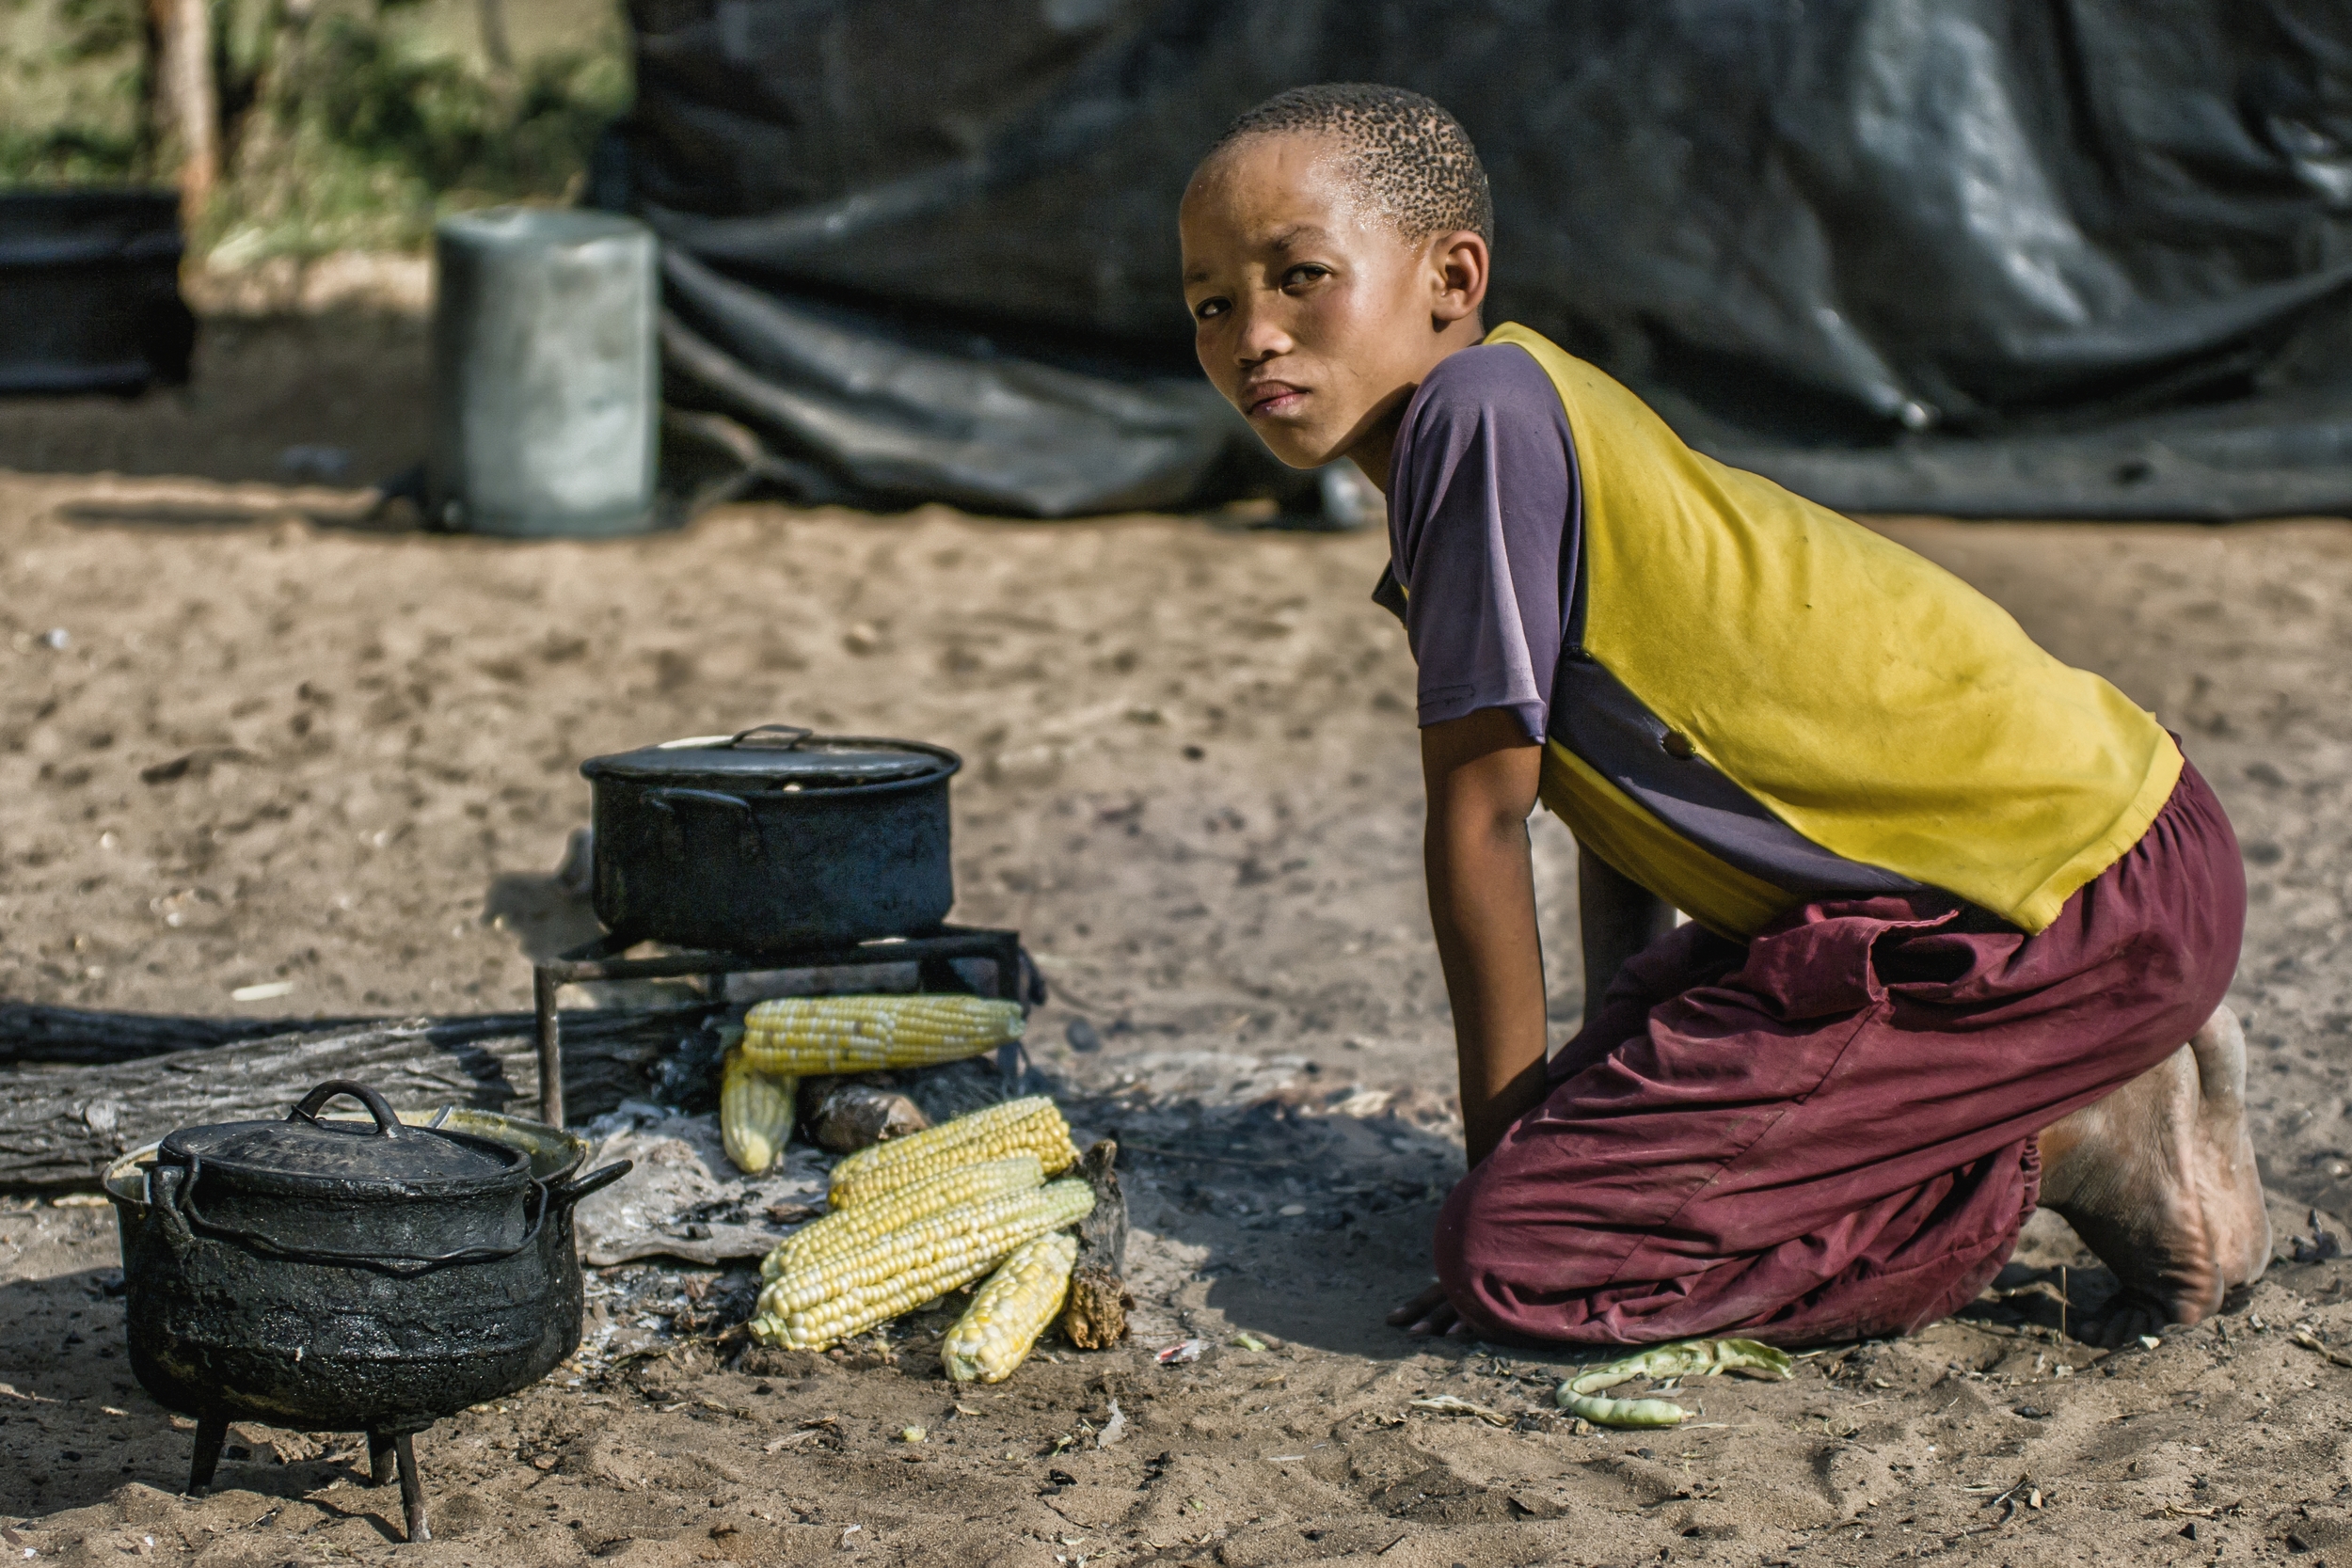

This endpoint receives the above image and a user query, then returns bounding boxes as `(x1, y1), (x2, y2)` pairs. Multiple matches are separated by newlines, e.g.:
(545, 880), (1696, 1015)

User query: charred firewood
(802, 1077), (930, 1152)
(1, 1003), (375, 1066)
(1060, 1137), (1132, 1349)
(0, 1006), (711, 1191)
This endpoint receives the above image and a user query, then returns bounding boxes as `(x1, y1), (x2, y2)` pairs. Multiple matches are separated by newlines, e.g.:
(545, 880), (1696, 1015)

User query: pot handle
(546, 1160), (632, 1212)
(647, 788), (766, 863)
(726, 724), (812, 749)
(147, 1164), (196, 1247)
(290, 1080), (404, 1137)
(170, 1154), (554, 1275)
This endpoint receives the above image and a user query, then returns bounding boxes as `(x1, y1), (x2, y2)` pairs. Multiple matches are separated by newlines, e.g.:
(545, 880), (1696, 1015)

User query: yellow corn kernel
(739, 994), (1025, 1075)
(943, 1231), (1077, 1384)
(760, 1180), (1089, 1316)
(828, 1096), (1075, 1210)
(748, 1179), (1093, 1351)
(760, 1153), (1045, 1281)
(720, 1040), (794, 1176)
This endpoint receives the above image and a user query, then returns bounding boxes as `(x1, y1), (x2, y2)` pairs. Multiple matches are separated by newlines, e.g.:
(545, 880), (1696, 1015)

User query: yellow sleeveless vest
(1489, 323), (2182, 937)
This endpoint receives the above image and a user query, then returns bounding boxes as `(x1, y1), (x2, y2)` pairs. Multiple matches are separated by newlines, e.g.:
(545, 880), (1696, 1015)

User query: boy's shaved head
(1180, 82), (1492, 473)
(1209, 83), (1492, 245)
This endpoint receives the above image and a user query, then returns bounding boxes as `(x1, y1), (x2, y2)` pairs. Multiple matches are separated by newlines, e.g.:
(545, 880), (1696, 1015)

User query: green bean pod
(1559, 1392), (1688, 1429)
(1554, 1336), (1795, 1428)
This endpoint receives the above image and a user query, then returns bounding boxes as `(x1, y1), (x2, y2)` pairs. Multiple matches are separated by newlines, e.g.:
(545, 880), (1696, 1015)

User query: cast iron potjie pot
(580, 723), (961, 951)
(118, 1081), (628, 1438)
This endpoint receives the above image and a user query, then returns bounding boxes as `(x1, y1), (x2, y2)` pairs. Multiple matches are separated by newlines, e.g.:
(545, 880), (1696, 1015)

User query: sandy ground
(6, 309), (2352, 1566)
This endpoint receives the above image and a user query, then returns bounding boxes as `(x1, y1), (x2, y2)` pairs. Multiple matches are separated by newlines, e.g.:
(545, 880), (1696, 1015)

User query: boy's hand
(1421, 709), (1549, 1169)
(1385, 1281), (1467, 1337)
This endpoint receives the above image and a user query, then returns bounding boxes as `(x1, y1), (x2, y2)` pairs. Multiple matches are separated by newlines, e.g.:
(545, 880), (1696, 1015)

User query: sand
(4, 308), (2352, 1566)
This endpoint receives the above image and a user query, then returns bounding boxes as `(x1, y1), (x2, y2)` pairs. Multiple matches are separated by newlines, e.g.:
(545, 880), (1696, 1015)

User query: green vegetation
(203, 8), (628, 260)
(0, 0), (630, 257)
(0, 0), (150, 182)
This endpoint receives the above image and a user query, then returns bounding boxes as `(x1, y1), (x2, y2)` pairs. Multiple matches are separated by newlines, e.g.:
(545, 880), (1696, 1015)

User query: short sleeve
(1384, 343), (1580, 741)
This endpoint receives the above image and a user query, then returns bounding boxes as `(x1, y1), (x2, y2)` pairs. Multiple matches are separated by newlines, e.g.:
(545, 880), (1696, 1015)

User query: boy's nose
(1233, 306), (1295, 364)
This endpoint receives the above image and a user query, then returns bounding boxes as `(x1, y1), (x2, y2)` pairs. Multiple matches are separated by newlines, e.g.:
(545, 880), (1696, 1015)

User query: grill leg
(367, 1428), (396, 1486)
(533, 963), (565, 1128)
(394, 1432), (430, 1543)
(186, 1411), (228, 1495)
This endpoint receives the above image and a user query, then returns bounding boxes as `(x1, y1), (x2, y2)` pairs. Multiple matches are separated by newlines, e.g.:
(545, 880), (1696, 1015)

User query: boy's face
(1180, 134), (1486, 473)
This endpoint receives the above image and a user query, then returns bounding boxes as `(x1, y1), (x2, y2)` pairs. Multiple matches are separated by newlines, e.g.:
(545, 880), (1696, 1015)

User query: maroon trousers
(1435, 759), (2245, 1347)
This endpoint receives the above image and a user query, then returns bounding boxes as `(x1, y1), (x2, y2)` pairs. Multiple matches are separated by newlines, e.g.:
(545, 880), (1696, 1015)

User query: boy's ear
(1428, 230), (1490, 328)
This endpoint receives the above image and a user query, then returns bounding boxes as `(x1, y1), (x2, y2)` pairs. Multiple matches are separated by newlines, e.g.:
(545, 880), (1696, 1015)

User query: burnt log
(1069, 1137), (1126, 1275)
(1061, 1267), (1133, 1351)
(0, 1007), (711, 1191)
(1060, 1137), (1132, 1350)
(800, 1076), (930, 1152)
(1, 1003), (376, 1066)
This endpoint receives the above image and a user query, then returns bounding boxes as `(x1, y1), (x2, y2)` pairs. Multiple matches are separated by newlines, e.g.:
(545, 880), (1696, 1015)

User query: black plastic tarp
(609, 0), (2352, 520)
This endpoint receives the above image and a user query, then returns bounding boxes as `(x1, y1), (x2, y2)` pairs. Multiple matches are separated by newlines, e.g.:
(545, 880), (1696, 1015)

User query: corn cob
(759, 1179), (1089, 1316)
(754, 1205), (1083, 1350)
(739, 994), (1025, 1075)
(759, 1153), (1045, 1281)
(829, 1096), (1076, 1209)
(748, 1180), (1093, 1350)
(943, 1231), (1077, 1384)
(720, 1038), (795, 1176)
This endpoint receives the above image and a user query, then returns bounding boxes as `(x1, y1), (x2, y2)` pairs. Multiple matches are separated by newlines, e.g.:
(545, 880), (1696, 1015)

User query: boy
(1178, 84), (2269, 1348)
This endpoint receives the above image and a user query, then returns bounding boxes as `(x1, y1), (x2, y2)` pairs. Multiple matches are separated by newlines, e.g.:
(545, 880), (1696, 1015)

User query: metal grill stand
(529, 924), (1035, 1126)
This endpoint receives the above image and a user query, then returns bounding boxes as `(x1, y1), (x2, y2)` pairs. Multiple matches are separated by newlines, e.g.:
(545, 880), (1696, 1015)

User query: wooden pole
(534, 966), (565, 1128)
(478, 0), (515, 79)
(152, 0), (218, 222)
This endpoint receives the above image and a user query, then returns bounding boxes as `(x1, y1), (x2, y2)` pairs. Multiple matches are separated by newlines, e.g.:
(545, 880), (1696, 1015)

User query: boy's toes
(2077, 1291), (2170, 1348)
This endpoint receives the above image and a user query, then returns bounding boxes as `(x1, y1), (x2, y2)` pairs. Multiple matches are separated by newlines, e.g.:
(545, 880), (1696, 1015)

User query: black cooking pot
(115, 1082), (628, 1439)
(580, 723), (961, 951)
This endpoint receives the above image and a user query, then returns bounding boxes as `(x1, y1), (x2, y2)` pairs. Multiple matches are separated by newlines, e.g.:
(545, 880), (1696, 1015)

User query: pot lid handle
(289, 1080), (404, 1138)
(726, 723), (813, 750)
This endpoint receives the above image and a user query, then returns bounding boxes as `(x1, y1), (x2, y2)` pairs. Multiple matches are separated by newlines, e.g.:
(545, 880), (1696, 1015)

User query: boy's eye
(1192, 296), (1230, 323)
(1282, 264), (1330, 289)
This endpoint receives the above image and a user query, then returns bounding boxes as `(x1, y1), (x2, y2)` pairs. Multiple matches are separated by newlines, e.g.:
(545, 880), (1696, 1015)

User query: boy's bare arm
(1421, 709), (1549, 1168)
(1577, 847), (1677, 1017)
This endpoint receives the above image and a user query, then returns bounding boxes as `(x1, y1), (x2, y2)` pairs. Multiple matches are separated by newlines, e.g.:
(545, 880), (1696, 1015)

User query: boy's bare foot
(2037, 1005), (2271, 1347)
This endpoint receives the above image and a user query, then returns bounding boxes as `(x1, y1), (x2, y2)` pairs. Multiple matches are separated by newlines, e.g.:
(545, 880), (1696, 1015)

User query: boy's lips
(1242, 382), (1307, 418)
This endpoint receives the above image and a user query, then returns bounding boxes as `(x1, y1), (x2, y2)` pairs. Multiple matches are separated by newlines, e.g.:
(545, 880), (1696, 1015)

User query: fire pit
(103, 1087), (627, 1542)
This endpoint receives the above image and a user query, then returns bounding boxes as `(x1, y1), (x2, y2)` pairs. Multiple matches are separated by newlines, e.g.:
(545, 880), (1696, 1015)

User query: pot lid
(158, 1081), (527, 1192)
(579, 724), (960, 787)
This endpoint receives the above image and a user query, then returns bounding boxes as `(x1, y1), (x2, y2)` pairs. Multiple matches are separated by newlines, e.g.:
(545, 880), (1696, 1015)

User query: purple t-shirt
(1376, 343), (1580, 742)
(1374, 341), (1949, 911)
